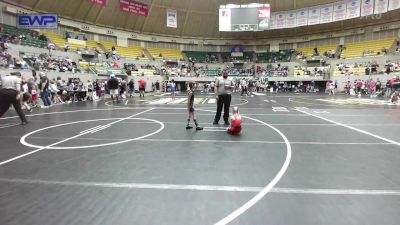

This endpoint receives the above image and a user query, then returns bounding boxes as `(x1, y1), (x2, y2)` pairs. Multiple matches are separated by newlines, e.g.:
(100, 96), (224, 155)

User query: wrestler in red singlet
(227, 106), (242, 135)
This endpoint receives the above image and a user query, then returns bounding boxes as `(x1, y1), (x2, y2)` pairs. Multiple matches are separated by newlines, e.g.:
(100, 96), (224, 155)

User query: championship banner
(361, 0), (375, 16)
(269, 13), (277, 29)
(388, 0), (400, 10)
(308, 7), (321, 25)
(320, 4), (334, 23)
(296, 9), (308, 27)
(219, 8), (231, 31)
(333, 1), (347, 21)
(258, 6), (271, 30)
(346, 0), (361, 19)
(285, 11), (297, 28)
(166, 9), (177, 28)
(120, 0), (149, 16)
(275, 12), (287, 29)
(374, 0), (388, 13)
(89, 0), (107, 6)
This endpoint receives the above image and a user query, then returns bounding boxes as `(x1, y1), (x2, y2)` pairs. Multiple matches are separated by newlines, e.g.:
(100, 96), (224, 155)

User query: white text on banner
(308, 7), (321, 25)
(374, 0), (389, 13)
(346, 0), (361, 19)
(333, 1), (347, 21)
(388, 0), (400, 10)
(320, 4), (334, 23)
(296, 9), (308, 27)
(361, 0), (375, 16)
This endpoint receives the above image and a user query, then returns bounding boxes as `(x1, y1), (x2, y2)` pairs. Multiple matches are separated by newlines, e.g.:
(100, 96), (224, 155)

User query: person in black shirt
(375, 78), (381, 93)
(128, 79), (135, 98)
(155, 80), (160, 94)
(39, 72), (51, 107)
(107, 74), (120, 103)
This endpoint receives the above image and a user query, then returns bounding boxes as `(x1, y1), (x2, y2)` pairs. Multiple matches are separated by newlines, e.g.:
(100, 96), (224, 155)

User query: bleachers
(147, 47), (183, 61)
(102, 41), (148, 60)
(86, 40), (102, 53)
(297, 45), (337, 57)
(205, 69), (219, 76)
(1, 24), (47, 48)
(131, 68), (156, 76)
(333, 66), (366, 76)
(20, 39), (46, 48)
(294, 66), (329, 77)
(342, 38), (396, 58)
(41, 31), (85, 51)
(184, 51), (208, 62)
(256, 50), (291, 63)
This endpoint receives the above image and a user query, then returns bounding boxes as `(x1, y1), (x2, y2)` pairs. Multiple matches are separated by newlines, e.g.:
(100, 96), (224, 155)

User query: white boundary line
(0, 177), (399, 196)
(196, 109), (292, 225)
(19, 120), (400, 127)
(0, 123), (20, 129)
(79, 125), (102, 134)
(2, 135), (393, 146)
(0, 109), (155, 166)
(20, 117), (164, 150)
(295, 109), (400, 146)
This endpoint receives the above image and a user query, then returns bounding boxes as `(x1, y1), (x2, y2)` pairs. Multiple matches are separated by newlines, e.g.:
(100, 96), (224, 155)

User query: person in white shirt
(0, 72), (28, 125)
(213, 70), (234, 125)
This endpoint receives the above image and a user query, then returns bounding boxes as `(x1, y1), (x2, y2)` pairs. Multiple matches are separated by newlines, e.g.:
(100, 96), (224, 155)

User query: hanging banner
(374, 0), (388, 13)
(388, 0), (400, 10)
(269, 13), (277, 29)
(296, 9), (308, 27)
(219, 8), (231, 31)
(361, 0), (375, 16)
(347, 0), (361, 18)
(285, 11), (297, 28)
(166, 9), (177, 28)
(308, 7), (321, 25)
(120, 0), (149, 16)
(333, 1), (347, 21)
(320, 4), (334, 23)
(258, 6), (271, 30)
(275, 12), (287, 29)
(89, 0), (107, 6)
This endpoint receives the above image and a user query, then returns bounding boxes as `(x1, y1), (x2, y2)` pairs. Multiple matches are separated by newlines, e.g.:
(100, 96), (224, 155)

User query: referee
(0, 72), (28, 125)
(213, 70), (234, 125)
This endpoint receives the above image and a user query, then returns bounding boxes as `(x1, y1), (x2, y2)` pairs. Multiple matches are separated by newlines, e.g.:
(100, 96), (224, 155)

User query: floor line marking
(20, 120), (400, 127)
(20, 117), (164, 150)
(295, 109), (400, 146)
(0, 123), (20, 129)
(79, 125), (102, 134)
(0, 178), (398, 196)
(89, 125), (111, 134)
(0, 109), (154, 166)
(203, 130), (227, 132)
(197, 109), (292, 225)
(208, 99), (216, 104)
(201, 98), (209, 104)
(1, 135), (392, 146)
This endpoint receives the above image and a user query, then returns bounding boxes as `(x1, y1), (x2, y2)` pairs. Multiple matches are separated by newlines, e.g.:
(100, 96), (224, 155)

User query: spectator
(64, 43), (69, 52)
(38, 72), (52, 107)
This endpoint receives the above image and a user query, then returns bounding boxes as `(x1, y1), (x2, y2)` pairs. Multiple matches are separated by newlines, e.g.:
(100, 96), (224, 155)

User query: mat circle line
(195, 109), (292, 225)
(20, 118), (164, 150)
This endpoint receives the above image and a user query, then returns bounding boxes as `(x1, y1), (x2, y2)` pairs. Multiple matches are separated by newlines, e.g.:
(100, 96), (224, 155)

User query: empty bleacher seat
(342, 39), (396, 58)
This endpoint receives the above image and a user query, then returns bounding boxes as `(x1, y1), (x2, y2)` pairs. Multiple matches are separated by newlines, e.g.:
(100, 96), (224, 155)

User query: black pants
(214, 94), (231, 123)
(241, 87), (248, 96)
(0, 89), (28, 123)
